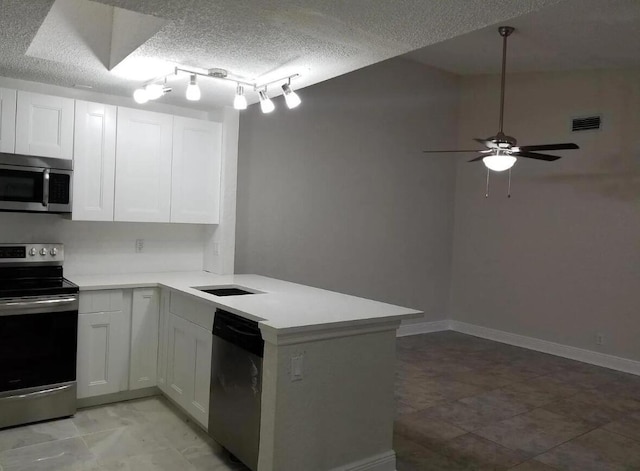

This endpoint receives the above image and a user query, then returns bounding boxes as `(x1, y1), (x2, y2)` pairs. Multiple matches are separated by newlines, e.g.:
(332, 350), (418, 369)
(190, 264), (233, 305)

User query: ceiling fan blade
(513, 151), (561, 161)
(473, 138), (494, 147)
(423, 150), (484, 153)
(517, 143), (579, 152)
(468, 156), (486, 162)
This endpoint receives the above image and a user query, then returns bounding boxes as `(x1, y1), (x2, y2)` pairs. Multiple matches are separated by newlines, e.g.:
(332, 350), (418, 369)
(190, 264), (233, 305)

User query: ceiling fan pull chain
(507, 168), (512, 198)
(485, 168), (490, 198)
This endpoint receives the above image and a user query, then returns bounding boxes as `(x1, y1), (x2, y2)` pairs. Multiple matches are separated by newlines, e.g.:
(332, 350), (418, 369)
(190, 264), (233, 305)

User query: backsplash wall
(0, 212), (207, 275)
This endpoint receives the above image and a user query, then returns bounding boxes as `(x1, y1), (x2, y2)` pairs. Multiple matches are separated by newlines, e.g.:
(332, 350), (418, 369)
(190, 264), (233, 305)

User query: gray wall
(451, 69), (640, 361)
(235, 58), (459, 319)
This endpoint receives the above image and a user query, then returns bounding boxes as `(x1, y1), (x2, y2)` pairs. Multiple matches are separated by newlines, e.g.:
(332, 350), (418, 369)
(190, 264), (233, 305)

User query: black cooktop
(0, 265), (78, 298)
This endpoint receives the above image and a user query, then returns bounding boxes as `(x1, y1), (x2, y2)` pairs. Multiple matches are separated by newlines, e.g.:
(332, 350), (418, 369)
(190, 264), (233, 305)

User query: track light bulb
(281, 83), (301, 109)
(233, 84), (247, 110)
(483, 150), (517, 172)
(259, 90), (275, 113)
(186, 74), (201, 101)
(145, 83), (164, 100)
(133, 88), (149, 104)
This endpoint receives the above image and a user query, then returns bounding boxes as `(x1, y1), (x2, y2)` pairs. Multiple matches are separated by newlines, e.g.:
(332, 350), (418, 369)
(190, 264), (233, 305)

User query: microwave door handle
(42, 168), (50, 207)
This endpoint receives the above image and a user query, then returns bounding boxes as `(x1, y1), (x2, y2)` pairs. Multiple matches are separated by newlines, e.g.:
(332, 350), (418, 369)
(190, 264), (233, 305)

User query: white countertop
(68, 271), (422, 336)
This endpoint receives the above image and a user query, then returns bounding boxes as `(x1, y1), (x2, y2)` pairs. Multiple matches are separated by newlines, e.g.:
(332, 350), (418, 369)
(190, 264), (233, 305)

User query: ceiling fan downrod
(497, 26), (515, 136)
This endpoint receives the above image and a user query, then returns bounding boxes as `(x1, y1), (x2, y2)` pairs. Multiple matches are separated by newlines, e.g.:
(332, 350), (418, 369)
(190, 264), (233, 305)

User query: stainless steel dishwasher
(209, 309), (264, 471)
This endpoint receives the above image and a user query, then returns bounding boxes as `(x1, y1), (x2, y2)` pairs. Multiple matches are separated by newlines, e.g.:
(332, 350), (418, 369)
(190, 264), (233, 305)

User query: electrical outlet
(135, 239), (144, 253)
(595, 333), (605, 345)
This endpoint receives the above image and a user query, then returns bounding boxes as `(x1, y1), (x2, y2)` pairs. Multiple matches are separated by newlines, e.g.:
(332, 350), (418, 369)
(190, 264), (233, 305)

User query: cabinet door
(165, 313), (193, 406)
(72, 101), (117, 221)
(0, 88), (16, 153)
(76, 311), (128, 398)
(114, 107), (173, 222)
(157, 290), (169, 394)
(129, 288), (159, 390)
(164, 312), (212, 429)
(190, 323), (212, 428)
(171, 117), (222, 224)
(16, 91), (74, 159)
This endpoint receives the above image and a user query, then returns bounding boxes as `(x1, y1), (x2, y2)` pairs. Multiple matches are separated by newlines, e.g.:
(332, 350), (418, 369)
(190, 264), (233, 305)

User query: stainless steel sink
(194, 286), (256, 297)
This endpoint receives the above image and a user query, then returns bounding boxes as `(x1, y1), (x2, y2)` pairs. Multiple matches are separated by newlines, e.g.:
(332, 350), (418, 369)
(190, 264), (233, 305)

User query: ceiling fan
(424, 26), (579, 172)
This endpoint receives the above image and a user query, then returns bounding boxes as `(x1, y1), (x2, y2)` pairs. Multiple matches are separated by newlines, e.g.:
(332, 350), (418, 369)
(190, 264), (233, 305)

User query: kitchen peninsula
(69, 271), (422, 471)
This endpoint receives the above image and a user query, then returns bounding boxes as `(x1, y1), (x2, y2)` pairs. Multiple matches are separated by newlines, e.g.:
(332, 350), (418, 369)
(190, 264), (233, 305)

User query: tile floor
(395, 331), (640, 470)
(0, 396), (248, 471)
(1, 331), (639, 471)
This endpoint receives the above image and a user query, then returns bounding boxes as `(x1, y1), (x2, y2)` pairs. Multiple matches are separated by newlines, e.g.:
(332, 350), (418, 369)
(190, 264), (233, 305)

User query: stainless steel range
(0, 243), (79, 429)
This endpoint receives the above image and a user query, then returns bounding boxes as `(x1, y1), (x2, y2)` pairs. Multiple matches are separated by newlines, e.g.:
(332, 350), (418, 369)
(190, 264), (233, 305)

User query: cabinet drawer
(168, 292), (214, 331)
(79, 290), (123, 313)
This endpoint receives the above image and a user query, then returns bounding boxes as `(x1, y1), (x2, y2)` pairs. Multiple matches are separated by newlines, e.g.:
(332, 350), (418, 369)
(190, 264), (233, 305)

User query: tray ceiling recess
(5, 0), (570, 110)
(133, 66), (302, 114)
(26, 0), (168, 74)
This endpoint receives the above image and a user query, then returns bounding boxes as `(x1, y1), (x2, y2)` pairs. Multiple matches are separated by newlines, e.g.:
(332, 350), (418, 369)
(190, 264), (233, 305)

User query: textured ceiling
(0, 0), (564, 109)
(404, 0), (640, 74)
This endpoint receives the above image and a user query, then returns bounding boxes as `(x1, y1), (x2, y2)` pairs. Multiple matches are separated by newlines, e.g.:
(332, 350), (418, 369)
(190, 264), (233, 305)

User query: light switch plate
(290, 354), (304, 382)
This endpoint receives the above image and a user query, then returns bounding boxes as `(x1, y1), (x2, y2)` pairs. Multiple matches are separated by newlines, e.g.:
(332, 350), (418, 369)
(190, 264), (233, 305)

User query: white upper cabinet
(114, 107), (173, 222)
(129, 288), (160, 390)
(15, 91), (74, 159)
(72, 101), (117, 221)
(171, 117), (222, 224)
(0, 88), (16, 153)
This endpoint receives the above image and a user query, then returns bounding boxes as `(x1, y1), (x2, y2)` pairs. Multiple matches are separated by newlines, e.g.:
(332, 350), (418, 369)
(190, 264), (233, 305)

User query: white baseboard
(396, 319), (450, 337)
(331, 450), (396, 471)
(450, 320), (640, 376)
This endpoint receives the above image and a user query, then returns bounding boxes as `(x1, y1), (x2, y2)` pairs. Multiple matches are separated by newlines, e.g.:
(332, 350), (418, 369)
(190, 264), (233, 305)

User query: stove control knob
(50, 248), (58, 256)
(40, 248), (48, 256)
(29, 248), (37, 256)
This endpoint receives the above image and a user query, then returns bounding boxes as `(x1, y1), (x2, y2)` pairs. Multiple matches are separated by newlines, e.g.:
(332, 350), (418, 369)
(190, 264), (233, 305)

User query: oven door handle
(0, 296), (78, 315)
(2, 384), (73, 401)
(42, 168), (50, 207)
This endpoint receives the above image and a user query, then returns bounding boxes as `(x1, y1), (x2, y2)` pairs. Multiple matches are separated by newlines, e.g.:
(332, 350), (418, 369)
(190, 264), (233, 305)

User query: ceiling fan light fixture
(483, 152), (517, 172)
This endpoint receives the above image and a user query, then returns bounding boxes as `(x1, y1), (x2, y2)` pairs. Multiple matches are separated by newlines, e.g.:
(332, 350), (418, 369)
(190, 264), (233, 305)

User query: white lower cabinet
(77, 312), (129, 398)
(164, 311), (212, 429)
(77, 289), (159, 399)
(78, 288), (212, 429)
(129, 289), (160, 390)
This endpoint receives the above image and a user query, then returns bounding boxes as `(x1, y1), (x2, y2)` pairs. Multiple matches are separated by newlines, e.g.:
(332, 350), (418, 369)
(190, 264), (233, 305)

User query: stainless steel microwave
(0, 154), (72, 213)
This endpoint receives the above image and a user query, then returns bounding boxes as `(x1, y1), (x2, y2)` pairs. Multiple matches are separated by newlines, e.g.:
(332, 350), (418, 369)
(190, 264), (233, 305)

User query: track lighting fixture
(185, 74), (201, 101)
(132, 66), (301, 114)
(133, 88), (149, 104)
(134, 80), (172, 104)
(258, 89), (275, 114)
(145, 83), (165, 100)
(233, 84), (247, 110)
(281, 82), (301, 109)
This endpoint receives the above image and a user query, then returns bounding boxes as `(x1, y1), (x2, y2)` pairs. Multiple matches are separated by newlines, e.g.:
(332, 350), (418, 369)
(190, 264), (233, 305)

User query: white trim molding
(450, 321), (640, 376)
(396, 319), (450, 337)
(330, 450), (396, 471)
